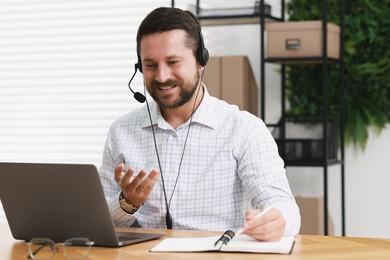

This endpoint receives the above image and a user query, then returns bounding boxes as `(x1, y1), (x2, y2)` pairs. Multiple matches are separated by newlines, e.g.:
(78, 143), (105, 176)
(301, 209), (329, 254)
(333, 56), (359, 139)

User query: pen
(235, 202), (277, 235)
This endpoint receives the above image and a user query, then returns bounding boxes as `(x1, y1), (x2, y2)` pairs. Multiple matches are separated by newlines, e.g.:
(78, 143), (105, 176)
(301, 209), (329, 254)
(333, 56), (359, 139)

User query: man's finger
(137, 170), (159, 192)
(121, 168), (135, 187)
(114, 163), (125, 182)
(245, 209), (260, 221)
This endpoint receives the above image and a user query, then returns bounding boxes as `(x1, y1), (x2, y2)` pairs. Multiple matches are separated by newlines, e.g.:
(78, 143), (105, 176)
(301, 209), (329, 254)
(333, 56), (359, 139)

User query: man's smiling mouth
(159, 85), (175, 90)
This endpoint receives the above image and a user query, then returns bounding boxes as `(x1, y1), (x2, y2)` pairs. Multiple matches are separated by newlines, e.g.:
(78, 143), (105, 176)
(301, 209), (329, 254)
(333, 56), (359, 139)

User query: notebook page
(222, 235), (295, 254)
(150, 235), (221, 252)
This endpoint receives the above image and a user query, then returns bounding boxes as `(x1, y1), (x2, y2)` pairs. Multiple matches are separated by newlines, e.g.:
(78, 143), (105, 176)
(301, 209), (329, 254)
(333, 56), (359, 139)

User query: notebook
(0, 162), (164, 247)
(151, 230), (295, 254)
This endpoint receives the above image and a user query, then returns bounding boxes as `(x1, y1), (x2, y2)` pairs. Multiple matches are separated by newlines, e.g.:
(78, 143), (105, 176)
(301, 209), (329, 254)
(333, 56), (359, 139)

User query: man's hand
(114, 163), (160, 206)
(241, 207), (286, 242)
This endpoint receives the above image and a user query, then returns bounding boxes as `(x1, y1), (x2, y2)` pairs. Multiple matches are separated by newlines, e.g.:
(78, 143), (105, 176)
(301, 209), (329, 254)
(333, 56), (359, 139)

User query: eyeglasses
(27, 237), (94, 260)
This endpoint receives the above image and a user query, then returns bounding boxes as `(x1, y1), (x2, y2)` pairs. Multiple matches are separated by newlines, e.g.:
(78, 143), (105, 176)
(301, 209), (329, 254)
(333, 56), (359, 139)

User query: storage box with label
(202, 56), (258, 116)
(266, 20), (340, 61)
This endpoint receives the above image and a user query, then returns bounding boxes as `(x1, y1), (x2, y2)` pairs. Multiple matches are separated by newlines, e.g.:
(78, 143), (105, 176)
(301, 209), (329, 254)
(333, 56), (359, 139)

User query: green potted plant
(286, 0), (390, 150)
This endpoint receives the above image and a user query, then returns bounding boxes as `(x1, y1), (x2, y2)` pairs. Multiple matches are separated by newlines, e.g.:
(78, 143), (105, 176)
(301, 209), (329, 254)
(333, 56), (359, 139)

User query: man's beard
(148, 72), (200, 109)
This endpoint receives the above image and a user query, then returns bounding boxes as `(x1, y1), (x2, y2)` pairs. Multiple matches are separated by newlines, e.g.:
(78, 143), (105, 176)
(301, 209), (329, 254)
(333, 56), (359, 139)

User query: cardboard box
(202, 56), (258, 116)
(295, 196), (334, 235)
(266, 21), (340, 60)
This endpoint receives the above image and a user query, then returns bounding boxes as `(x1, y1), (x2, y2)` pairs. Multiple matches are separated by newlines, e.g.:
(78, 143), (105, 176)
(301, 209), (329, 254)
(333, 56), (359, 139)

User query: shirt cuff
(107, 192), (137, 227)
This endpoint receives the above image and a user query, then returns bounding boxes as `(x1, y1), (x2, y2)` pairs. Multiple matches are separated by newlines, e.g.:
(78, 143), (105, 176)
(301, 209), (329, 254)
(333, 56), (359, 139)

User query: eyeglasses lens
(63, 238), (92, 260)
(29, 238), (56, 260)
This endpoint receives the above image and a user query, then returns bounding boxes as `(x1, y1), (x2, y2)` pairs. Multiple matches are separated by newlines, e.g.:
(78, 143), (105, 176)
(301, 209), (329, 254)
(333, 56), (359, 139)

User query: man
(99, 7), (300, 242)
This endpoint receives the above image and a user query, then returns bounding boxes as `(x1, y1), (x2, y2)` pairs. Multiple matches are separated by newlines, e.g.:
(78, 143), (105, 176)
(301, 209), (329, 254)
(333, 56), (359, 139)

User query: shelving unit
(189, 0), (345, 236)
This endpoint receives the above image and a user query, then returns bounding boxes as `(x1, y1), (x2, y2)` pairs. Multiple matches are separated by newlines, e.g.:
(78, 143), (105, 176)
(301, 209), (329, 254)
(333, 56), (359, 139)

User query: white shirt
(99, 87), (300, 235)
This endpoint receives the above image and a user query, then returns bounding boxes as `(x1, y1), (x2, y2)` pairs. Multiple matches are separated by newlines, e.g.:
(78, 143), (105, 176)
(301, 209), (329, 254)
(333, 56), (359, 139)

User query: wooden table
(2, 222), (390, 259)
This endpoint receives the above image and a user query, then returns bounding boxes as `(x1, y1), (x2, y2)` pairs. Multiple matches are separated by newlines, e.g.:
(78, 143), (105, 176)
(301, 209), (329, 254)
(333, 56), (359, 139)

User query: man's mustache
(153, 79), (183, 88)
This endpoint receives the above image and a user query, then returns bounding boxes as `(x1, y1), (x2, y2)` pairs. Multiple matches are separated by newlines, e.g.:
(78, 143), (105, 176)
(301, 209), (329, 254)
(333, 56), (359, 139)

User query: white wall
(345, 126), (390, 238)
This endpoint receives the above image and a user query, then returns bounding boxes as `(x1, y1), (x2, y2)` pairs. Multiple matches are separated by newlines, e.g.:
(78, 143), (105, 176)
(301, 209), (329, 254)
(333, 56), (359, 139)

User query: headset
(128, 28), (209, 101)
(126, 25), (208, 230)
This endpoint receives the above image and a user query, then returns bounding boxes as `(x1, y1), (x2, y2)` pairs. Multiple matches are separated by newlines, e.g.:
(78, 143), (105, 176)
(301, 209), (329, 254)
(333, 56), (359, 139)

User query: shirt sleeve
(98, 126), (137, 227)
(236, 113), (301, 236)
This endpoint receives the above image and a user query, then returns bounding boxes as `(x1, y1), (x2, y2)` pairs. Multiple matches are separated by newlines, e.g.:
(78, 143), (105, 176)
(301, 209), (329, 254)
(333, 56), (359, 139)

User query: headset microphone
(127, 63), (146, 103)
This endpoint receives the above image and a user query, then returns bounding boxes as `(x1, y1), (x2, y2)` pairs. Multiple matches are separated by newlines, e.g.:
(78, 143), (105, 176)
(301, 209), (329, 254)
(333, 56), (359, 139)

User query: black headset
(135, 28), (209, 74)
(129, 28), (209, 103)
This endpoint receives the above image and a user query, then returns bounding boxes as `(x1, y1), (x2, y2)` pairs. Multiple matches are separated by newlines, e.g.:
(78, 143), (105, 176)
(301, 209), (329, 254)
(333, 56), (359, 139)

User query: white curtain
(0, 0), (171, 166)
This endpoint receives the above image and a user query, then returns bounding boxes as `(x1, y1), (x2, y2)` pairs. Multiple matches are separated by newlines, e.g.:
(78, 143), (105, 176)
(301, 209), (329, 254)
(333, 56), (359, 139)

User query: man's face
(139, 29), (200, 109)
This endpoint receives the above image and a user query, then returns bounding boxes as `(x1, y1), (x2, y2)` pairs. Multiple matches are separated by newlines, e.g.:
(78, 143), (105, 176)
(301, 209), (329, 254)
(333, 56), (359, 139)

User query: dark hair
(136, 7), (201, 62)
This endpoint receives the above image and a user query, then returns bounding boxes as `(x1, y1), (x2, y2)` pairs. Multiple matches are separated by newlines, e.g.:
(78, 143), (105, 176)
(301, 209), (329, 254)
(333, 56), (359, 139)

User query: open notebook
(150, 230), (295, 254)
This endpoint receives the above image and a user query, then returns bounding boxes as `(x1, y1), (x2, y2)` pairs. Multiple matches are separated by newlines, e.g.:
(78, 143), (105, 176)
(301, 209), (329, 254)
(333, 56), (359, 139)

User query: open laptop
(0, 162), (164, 247)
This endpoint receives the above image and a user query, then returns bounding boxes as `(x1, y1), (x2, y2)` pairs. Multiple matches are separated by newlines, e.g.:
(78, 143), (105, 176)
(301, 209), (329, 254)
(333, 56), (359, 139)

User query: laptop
(0, 162), (164, 247)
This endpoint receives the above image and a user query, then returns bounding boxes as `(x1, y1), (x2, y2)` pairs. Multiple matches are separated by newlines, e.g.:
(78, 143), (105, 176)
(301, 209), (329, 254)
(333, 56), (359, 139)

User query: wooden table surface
(2, 222), (390, 259)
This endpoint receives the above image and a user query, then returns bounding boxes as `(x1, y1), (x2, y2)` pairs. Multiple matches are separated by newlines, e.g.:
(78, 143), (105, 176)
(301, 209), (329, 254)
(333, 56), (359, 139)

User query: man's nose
(155, 64), (171, 83)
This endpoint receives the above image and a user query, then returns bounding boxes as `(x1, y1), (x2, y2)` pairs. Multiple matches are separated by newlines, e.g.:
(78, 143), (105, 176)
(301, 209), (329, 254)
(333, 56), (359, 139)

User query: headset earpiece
(136, 51), (143, 73)
(197, 28), (209, 67)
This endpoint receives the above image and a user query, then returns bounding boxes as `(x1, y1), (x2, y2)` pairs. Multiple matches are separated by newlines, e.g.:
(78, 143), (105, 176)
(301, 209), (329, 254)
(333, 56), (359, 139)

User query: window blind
(0, 0), (170, 166)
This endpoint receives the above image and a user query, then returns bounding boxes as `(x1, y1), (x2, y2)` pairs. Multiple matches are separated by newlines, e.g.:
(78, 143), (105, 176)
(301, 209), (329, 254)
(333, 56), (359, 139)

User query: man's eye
(168, 60), (179, 65)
